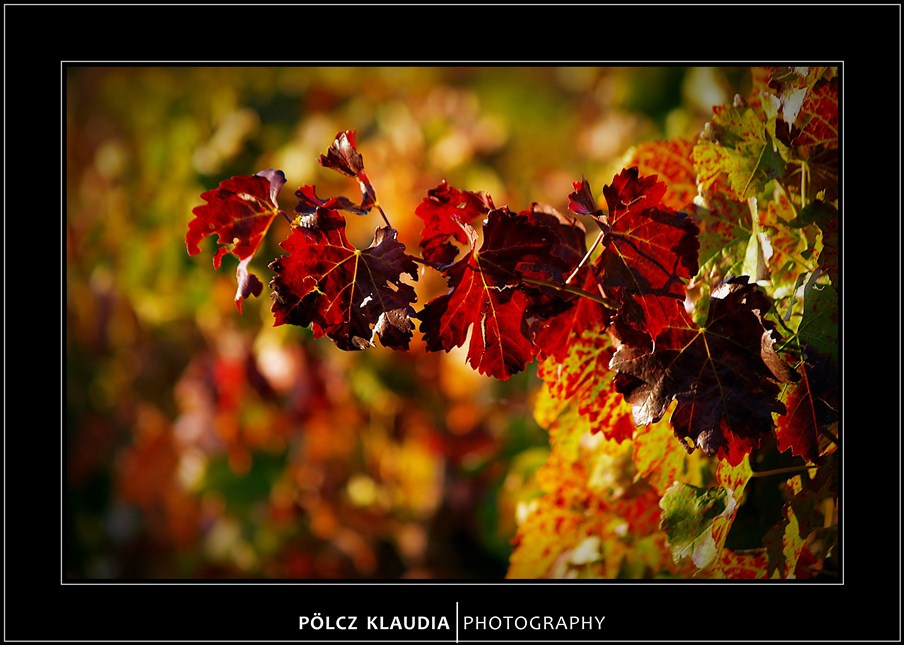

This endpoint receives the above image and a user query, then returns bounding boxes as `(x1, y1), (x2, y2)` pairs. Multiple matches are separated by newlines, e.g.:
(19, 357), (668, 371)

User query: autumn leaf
(775, 363), (822, 463)
(764, 68), (838, 200)
(745, 66), (775, 113)
(419, 207), (580, 379)
(269, 207), (418, 351)
(759, 193), (813, 295)
(611, 277), (797, 465)
(414, 180), (495, 267)
(186, 169), (287, 312)
(596, 167), (699, 343)
(716, 549), (770, 579)
(567, 177), (604, 219)
(535, 328), (635, 445)
(793, 77), (838, 148)
(632, 407), (705, 496)
(318, 130), (377, 213)
(294, 183), (371, 219)
(694, 105), (787, 201)
(531, 268), (611, 364)
(688, 181), (751, 283)
(618, 138), (698, 211)
(659, 482), (735, 569)
(508, 438), (673, 579)
(763, 483), (816, 579)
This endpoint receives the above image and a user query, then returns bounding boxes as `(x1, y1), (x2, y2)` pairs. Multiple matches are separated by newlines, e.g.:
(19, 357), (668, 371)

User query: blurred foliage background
(66, 66), (751, 579)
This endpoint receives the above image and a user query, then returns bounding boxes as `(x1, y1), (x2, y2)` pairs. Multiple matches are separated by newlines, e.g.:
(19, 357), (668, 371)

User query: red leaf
(596, 167), (699, 342)
(269, 208), (418, 351)
(793, 77), (838, 148)
(318, 130), (376, 212)
(413, 180), (495, 267)
(294, 184), (370, 218)
(602, 166), (668, 219)
(532, 269), (611, 364)
(516, 202), (588, 290)
(419, 207), (576, 379)
(186, 169), (286, 312)
(775, 351), (837, 463)
(568, 177), (603, 219)
(611, 277), (797, 465)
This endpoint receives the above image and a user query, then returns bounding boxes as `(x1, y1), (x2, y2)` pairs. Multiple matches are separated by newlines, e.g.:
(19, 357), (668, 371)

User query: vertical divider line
(456, 601), (459, 643)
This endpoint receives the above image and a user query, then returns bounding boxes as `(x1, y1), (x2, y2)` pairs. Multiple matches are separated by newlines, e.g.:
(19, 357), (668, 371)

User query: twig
(750, 464), (820, 478)
(564, 230), (605, 285)
(376, 203), (392, 228)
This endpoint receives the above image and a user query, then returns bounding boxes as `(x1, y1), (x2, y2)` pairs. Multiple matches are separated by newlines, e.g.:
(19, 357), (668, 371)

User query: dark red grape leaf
(517, 202), (588, 291)
(294, 184), (369, 218)
(596, 167), (699, 343)
(318, 130), (376, 213)
(186, 169), (286, 313)
(269, 207), (418, 351)
(419, 207), (577, 379)
(611, 277), (797, 465)
(413, 180), (495, 267)
(568, 177), (604, 219)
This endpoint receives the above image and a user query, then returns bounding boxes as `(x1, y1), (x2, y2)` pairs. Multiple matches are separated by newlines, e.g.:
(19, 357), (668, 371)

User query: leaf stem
(819, 427), (839, 446)
(408, 254), (613, 308)
(564, 230), (605, 285)
(800, 161), (808, 208)
(750, 464), (819, 478)
(376, 203), (392, 228)
(773, 315), (800, 352)
(521, 275), (614, 308)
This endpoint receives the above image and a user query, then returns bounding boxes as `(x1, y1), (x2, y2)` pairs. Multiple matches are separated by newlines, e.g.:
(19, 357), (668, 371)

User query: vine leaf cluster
(186, 66), (839, 579)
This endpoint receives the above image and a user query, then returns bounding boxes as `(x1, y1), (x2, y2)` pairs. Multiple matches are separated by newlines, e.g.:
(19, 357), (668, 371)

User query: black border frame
(5, 3), (900, 642)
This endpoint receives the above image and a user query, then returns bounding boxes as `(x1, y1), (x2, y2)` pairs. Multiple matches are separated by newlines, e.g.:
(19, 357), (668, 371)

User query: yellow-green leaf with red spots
(693, 105), (787, 201)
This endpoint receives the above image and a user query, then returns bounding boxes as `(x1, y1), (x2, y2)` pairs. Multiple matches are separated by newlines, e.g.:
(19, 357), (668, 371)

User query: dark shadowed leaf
(269, 208), (418, 350)
(318, 130), (377, 212)
(611, 277), (797, 465)
(419, 207), (579, 379)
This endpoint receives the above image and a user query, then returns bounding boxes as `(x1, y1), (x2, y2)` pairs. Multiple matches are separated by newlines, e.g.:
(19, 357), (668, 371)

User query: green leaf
(659, 482), (736, 568)
(798, 272), (838, 363)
